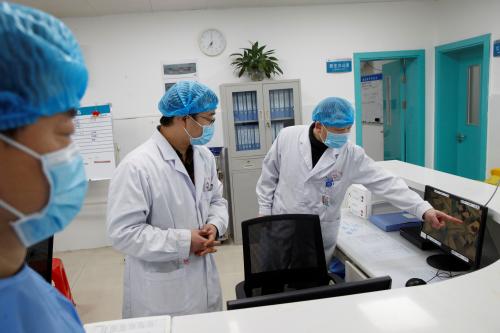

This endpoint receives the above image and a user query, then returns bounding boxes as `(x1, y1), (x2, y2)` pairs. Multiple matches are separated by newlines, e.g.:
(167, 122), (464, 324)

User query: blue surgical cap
(0, 3), (88, 131)
(158, 81), (218, 117)
(312, 97), (355, 128)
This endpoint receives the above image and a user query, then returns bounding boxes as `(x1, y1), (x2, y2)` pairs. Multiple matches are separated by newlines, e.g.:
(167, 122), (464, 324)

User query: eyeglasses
(191, 115), (216, 126)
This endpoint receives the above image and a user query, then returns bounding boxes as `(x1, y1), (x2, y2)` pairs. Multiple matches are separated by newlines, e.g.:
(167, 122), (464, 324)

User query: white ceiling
(10, 0), (434, 18)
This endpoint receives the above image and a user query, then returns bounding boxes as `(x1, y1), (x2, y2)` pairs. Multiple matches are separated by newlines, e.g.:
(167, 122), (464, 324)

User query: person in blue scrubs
(0, 2), (88, 332)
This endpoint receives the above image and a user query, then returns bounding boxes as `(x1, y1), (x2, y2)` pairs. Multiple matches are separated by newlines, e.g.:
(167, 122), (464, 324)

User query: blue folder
(369, 211), (422, 232)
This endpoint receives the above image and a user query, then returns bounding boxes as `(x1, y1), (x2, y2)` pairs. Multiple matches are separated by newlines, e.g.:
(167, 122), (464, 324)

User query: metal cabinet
(220, 80), (302, 243)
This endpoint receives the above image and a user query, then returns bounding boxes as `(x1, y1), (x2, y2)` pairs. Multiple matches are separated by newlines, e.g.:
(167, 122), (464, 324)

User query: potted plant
(230, 41), (283, 81)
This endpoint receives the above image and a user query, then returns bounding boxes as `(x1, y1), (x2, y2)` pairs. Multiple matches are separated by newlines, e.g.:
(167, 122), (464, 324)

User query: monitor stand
(426, 254), (470, 272)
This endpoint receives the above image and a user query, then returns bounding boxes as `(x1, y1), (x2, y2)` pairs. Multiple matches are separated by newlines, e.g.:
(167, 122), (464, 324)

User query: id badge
(322, 194), (330, 207)
(203, 177), (213, 192)
(322, 177), (334, 206)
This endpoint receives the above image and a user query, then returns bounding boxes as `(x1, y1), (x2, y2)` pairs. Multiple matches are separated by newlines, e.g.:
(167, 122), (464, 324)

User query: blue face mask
(322, 126), (349, 149)
(185, 116), (215, 146)
(0, 134), (88, 247)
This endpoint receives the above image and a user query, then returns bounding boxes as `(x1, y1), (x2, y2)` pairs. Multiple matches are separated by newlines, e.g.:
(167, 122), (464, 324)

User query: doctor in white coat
(107, 81), (228, 318)
(256, 97), (461, 262)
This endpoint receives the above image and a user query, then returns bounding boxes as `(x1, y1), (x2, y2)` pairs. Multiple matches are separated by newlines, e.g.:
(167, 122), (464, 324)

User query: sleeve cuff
(177, 229), (191, 259)
(416, 201), (433, 221)
(208, 220), (225, 239)
(259, 207), (272, 216)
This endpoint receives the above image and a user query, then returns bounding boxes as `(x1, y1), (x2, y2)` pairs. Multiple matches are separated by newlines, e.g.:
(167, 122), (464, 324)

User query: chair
(26, 236), (53, 283)
(228, 276), (392, 310)
(235, 214), (342, 299)
(52, 258), (76, 305)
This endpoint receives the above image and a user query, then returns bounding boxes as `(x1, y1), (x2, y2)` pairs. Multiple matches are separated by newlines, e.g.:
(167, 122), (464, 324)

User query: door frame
(353, 50), (426, 166)
(434, 34), (490, 179)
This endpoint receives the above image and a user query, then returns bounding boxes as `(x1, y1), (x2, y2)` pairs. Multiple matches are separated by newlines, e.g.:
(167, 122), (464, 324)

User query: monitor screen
(421, 186), (488, 268)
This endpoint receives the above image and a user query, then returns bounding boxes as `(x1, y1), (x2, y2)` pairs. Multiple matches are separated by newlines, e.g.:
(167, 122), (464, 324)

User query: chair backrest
(241, 214), (328, 295)
(25, 236), (53, 283)
(227, 275), (392, 310)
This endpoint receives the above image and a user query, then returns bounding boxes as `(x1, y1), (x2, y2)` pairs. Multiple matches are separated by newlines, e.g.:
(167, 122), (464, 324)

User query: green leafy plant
(230, 41), (283, 81)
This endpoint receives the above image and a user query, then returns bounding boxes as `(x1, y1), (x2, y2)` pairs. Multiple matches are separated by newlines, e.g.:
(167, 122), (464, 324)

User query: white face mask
(0, 134), (88, 247)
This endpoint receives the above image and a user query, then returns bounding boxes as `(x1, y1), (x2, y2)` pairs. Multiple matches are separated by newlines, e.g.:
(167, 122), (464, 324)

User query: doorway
(354, 50), (426, 166)
(435, 34), (490, 181)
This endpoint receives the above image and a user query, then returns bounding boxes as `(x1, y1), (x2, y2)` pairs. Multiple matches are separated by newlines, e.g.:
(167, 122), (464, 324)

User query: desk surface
(378, 160), (500, 221)
(172, 161), (500, 333)
(337, 210), (446, 288)
(172, 260), (500, 333)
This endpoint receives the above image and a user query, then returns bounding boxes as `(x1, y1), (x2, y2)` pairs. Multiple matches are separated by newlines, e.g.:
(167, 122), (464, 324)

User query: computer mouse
(405, 278), (427, 287)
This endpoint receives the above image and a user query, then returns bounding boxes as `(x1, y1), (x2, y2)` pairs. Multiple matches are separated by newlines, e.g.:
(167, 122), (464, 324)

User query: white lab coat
(107, 129), (228, 318)
(256, 125), (431, 261)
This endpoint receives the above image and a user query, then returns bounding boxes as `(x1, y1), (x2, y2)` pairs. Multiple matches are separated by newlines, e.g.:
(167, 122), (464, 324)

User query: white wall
(434, 0), (500, 177)
(57, 0), (479, 251)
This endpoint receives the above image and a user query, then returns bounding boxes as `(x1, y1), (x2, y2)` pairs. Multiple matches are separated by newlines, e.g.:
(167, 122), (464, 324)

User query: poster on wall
(72, 104), (116, 181)
(161, 60), (198, 92)
(361, 73), (383, 123)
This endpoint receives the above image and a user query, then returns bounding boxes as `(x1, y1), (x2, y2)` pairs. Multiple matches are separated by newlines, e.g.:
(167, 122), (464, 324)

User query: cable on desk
(426, 270), (453, 283)
(426, 269), (469, 283)
(484, 179), (500, 207)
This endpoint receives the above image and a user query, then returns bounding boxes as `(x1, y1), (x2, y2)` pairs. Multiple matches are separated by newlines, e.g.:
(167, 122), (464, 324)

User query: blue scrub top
(0, 264), (84, 332)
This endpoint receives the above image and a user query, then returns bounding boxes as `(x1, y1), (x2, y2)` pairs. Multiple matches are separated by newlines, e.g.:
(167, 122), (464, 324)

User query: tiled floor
(55, 242), (244, 324)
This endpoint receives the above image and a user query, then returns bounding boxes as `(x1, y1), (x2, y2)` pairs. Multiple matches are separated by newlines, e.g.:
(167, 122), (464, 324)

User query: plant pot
(249, 71), (265, 81)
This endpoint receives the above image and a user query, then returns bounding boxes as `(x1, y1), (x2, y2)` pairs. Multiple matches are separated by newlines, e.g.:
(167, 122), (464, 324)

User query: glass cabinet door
(225, 85), (267, 157)
(262, 82), (301, 150)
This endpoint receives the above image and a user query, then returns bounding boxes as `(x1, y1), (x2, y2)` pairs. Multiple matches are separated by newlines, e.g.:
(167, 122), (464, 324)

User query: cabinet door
(225, 84), (267, 158)
(262, 81), (302, 150)
(230, 169), (261, 244)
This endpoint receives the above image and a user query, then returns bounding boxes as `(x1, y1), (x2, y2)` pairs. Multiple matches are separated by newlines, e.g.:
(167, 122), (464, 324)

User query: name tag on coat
(203, 177), (213, 192)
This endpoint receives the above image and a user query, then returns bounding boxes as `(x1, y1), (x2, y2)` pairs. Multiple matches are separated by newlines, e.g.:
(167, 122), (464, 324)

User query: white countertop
(171, 260), (500, 333)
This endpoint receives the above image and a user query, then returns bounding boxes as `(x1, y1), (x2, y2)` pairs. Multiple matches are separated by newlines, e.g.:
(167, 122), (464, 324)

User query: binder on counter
(369, 211), (422, 232)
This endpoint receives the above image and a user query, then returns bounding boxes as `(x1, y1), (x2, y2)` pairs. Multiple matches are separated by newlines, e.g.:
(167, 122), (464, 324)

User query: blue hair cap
(0, 2), (88, 131)
(312, 97), (354, 128)
(158, 81), (218, 117)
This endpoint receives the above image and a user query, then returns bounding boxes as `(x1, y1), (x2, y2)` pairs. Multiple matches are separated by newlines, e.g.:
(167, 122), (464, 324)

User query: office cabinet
(220, 80), (302, 243)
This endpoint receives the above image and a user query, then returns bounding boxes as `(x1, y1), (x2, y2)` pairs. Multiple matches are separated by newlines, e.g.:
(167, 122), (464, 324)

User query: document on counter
(84, 315), (170, 333)
(339, 211), (418, 262)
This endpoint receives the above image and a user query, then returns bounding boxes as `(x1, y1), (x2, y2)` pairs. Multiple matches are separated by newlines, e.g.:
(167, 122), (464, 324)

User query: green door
(435, 35), (490, 181)
(382, 60), (404, 161)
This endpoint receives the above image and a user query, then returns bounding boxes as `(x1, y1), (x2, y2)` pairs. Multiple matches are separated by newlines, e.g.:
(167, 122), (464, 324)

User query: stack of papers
(84, 315), (170, 333)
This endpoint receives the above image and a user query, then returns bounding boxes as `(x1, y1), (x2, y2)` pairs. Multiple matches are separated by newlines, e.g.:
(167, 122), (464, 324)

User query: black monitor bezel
(421, 185), (488, 269)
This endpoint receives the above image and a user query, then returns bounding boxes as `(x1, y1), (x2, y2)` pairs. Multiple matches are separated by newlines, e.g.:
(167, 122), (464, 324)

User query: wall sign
(327, 58), (352, 73)
(494, 40), (500, 57)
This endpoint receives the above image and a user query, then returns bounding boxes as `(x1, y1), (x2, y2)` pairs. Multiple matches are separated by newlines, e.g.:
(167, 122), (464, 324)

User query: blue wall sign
(494, 40), (500, 57)
(327, 59), (352, 73)
(361, 73), (383, 82)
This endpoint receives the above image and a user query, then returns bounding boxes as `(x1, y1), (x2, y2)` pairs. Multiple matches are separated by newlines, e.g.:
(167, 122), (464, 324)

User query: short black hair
(160, 116), (175, 127)
(160, 114), (205, 127)
(0, 128), (18, 138)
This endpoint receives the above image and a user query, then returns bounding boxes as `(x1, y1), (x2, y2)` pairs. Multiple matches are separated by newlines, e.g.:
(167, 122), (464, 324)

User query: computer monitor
(25, 236), (53, 283)
(226, 276), (392, 310)
(421, 186), (488, 271)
